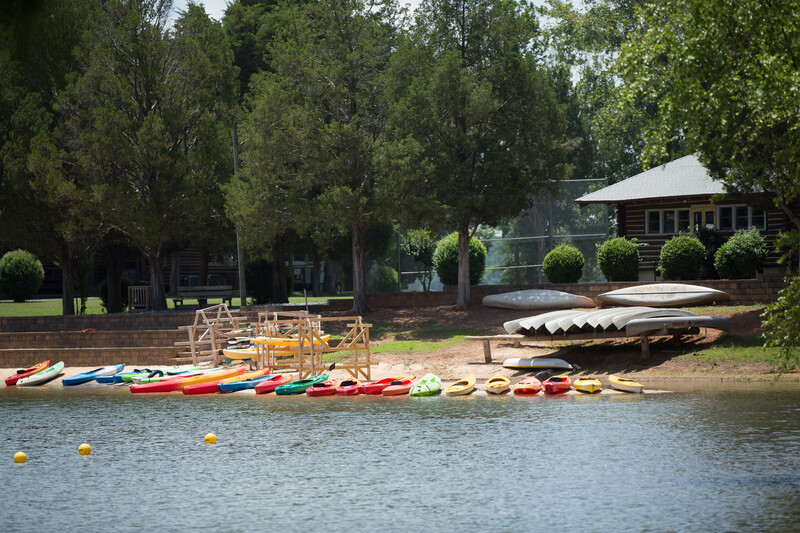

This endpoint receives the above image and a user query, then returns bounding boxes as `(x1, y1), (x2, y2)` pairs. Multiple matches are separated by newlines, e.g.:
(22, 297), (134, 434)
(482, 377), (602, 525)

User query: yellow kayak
(484, 375), (510, 394)
(574, 377), (603, 394)
(252, 334), (330, 347)
(444, 375), (476, 396)
(609, 374), (644, 393)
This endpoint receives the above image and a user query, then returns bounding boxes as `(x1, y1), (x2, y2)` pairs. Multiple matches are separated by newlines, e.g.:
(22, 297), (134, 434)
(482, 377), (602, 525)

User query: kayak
(130, 367), (245, 394)
(444, 375), (476, 396)
(5, 360), (50, 386)
(361, 376), (405, 395)
(306, 378), (338, 397)
(275, 373), (329, 396)
(335, 379), (361, 396)
(382, 378), (414, 396)
(254, 373), (296, 395)
(410, 374), (442, 397)
(218, 373), (285, 393)
(63, 364), (125, 386)
(134, 367), (209, 384)
(120, 366), (197, 383)
(17, 362), (65, 386)
(543, 376), (572, 395)
(182, 368), (271, 395)
(609, 374), (644, 393)
(252, 334), (330, 347)
(574, 377), (603, 394)
(513, 376), (542, 395)
(485, 375), (511, 395)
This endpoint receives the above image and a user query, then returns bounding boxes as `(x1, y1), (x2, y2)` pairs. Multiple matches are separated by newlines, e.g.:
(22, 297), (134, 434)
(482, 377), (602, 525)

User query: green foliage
(714, 227), (768, 279)
(401, 228), (436, 291)
(596, 237), (639, 281)
(762, 276), (800, 371)
(245, 256), (293, 304)
(433, 233), (487, 286)
(693, 226), (725, 279)
(658, 235), (705, 280)
(367, 265), (398, 293)
(98, 276), (132, 313)
(0, 250), (45, 302)
(542, 244), (584, 283)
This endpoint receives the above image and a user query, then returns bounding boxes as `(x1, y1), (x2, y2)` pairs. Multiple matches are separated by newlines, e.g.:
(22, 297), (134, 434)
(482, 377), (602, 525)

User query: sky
(173, 0), (422, 21)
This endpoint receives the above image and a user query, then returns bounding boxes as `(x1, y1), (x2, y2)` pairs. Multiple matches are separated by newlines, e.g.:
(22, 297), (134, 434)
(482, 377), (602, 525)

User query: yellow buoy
(14, 452), (26, 464)
(78, 443), (91, 456)
(204, 433), (217, 444)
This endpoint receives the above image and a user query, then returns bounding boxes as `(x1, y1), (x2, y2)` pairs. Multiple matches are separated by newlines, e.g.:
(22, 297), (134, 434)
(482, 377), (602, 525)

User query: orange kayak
(182, 368), (271, 395)
(382, 378), (414, 396)
(513, 377), (543, 396)
(131, 367), (246, 394)
(5, 360), (50, 386)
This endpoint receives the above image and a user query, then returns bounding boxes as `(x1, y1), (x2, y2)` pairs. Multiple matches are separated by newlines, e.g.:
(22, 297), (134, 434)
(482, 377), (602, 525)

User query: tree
(228, 0), (402, 314)
(59, 0), (239, 311)
(401, 228), (436, 291)
(385, 0), (565, 308)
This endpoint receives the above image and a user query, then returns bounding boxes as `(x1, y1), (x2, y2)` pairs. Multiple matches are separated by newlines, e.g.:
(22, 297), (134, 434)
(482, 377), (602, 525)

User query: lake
(2, 382), (800, 532)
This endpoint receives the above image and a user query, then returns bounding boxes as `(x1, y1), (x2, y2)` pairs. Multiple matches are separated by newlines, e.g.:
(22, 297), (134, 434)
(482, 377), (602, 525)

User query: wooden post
(482, 339), (492, 363)
(640, 335), (650, 360)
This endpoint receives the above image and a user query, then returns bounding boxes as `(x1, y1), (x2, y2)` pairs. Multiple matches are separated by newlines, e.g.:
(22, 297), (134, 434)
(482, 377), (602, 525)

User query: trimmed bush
(596, 237), (640, 281)
(367, 265), (398, 293)
(432, 232), (487, 286)
(0, 250), (45, 302)
(658, 235), (705, 280)
(714, 227), (767, 279)
(542, 244), (584, 283)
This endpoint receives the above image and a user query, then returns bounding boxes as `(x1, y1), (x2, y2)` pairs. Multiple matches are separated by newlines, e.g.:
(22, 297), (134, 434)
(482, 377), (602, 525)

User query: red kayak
(513, 376), (543, 395)
(382, 378), (413, 396)
(360, 376), (405, 395)
(306, 378), (337, 397)
(182, 368), (271, 395)
(6, 360), (50, 386)
(335, 379), (361, 396)
(254, 373), (294, 395)
(543, 376), (572, 395)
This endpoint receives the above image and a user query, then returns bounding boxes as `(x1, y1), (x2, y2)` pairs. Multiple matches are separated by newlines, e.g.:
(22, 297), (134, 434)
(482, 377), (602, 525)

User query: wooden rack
(174, 304), (246, 366)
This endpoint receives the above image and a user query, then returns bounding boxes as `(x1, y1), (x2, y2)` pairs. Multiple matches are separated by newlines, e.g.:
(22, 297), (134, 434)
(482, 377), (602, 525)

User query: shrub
(99, 276), (133, 312)
(658, 235), (705, 280)
(542, 244), (584, 283)
(596, 237), (640, 281)
(693, 226), (725, 279)
(0, 250), (45, 302)
(714, 227), (768, 279)
(762, 275), (800, 371)
(432, 232), (487, 286)
(367, 265), (398, 293)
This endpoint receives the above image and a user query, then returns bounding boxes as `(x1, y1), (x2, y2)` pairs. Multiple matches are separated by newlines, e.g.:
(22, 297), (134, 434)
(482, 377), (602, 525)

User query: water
(2, 383), (800, 532)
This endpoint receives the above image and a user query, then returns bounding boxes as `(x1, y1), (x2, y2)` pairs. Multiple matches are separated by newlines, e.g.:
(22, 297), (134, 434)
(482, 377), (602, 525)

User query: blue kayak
(218, 374), (276, 393)
(63, 364), (125, 386)
(96, 368), (152, 384)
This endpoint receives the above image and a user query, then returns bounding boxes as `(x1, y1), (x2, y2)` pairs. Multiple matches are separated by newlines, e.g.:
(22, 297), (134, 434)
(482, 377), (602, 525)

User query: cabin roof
(575, 154), (726, 205)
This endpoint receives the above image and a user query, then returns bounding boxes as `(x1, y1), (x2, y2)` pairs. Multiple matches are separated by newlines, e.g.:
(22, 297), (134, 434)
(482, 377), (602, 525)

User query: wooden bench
(172, 285), (233, 309)
(464, 334), (526, 363)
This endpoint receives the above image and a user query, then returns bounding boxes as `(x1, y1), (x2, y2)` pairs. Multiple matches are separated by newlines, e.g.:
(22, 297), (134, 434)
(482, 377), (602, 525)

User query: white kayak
(483, 289), (595, 310)
(626, 316), (731, 336)
(596, 283), (728, 307)
(502, 357), (573, 370)
(17, 361), (65, 386)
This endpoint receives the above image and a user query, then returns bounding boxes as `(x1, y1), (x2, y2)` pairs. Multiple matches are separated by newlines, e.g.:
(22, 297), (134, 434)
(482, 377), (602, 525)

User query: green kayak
(409, 373), (442, 397)
(275, 373), (328, 395)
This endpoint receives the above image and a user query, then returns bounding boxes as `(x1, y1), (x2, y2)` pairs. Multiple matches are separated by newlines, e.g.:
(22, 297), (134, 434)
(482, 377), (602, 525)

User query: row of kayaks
(4, 360), (644, 395)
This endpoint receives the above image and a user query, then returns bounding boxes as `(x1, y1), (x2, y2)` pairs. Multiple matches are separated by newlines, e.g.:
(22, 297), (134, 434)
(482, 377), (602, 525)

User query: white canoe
(502, 357), (573, 370)
(596, 307), (653, 330)
(505, 310), (578, 335)
(611, 309), (697, 330)
(483, 290), (595, 310)
(595, 283), (728, 307)
(545, 311), (587, 334)
(626, 316), (731, 336)
(17, 361), (65, 386)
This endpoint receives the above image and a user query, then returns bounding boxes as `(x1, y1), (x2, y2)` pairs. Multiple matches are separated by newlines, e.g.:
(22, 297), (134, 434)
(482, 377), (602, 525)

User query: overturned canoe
(484, 289), (595, 310)
(502, 357), (572, 371)
(596, 283), (727, 307)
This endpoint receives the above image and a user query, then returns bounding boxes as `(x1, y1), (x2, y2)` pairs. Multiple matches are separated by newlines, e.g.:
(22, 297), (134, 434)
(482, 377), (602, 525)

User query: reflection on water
(1, 384), (800, 532)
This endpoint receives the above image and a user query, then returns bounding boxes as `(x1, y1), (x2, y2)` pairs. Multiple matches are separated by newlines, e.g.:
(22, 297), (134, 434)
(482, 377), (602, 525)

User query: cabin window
(752, 209), (766, 230)
(647, 210), (661, 234)
(647, 209), (692, 235)
(719, 207), (734, 231)
(717, 205), (767, 231)
(663, 211), (675, 234)
(678, 209), (691, 232)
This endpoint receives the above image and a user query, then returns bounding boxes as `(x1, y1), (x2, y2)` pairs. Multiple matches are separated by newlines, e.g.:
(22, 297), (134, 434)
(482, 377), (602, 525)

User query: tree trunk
(147, 254), (167, 311)
(60, 242), (75, 315)
(352, 222), (368, 314)
(324, 259), (339, 294)
(457, 225), (470, 310)
(271, 241), (288, 303)
(169, 250), (180, 296)
(312, 254), (322, 297)
(105, 245), (124, 313)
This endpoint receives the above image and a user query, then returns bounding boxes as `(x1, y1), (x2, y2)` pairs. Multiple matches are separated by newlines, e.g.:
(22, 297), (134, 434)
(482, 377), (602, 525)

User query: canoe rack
(175, 304), (247, 366)
(255, 312), (373, 380)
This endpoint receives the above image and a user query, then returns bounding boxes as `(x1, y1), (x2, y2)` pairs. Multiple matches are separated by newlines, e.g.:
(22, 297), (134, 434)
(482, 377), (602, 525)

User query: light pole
(232, 125), (247, 307)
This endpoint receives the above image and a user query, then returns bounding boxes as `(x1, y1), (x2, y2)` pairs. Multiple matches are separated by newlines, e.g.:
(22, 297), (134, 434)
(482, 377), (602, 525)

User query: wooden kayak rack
(466, 328), (701, 363)
(175, 304), (247, 366)
(255, 312), (373, 380)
